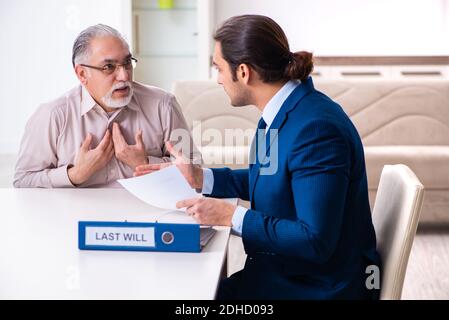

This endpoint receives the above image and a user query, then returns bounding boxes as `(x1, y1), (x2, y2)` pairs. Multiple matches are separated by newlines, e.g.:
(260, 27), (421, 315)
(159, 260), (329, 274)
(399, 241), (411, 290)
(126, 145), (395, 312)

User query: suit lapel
(249, 77), (315, 202)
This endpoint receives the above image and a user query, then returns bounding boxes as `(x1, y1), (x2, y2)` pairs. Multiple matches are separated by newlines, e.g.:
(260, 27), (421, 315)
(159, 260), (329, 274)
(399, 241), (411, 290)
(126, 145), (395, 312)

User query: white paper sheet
(117, 165), (200, 210)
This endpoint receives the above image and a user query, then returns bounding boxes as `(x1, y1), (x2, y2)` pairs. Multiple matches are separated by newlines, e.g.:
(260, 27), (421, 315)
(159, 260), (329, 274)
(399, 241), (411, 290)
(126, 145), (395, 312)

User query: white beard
(101, 81), (134, 109)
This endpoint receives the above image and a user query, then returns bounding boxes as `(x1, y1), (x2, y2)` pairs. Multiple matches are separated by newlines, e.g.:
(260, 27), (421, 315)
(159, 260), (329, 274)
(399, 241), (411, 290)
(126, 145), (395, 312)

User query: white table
(0, 188), (230, 299)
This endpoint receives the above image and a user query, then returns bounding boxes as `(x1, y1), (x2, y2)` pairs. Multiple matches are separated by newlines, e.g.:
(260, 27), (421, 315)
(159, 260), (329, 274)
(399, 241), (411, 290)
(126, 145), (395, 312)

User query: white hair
(72, 24), (129, 67)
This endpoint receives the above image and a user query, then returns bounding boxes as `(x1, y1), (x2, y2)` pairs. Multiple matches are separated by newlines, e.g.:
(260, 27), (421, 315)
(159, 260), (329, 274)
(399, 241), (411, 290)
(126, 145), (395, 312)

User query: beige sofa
(173, 80), (449, 223)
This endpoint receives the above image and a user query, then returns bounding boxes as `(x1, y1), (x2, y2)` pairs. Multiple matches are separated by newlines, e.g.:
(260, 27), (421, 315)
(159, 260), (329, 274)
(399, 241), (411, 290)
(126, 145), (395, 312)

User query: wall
(0, 0), (131, 154)
(2, 0), (449, 154)
(214, 0), (449, 56)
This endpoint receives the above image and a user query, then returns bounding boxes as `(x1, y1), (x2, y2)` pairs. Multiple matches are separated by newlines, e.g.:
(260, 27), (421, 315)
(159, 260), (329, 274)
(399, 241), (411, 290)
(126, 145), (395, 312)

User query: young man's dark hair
(214, 14), (314, 82)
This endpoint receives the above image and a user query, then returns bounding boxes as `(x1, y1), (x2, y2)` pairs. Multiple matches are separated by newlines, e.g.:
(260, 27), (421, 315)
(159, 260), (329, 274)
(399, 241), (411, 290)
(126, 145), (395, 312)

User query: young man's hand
(177, 197), (236, 226)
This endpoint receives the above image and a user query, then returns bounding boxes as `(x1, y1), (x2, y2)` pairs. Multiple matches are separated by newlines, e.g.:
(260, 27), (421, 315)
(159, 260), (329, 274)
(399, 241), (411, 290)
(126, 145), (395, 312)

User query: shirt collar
(80, 85), (97, 116)
(80, 83), (140, 116)
(262, 80), (300, 130)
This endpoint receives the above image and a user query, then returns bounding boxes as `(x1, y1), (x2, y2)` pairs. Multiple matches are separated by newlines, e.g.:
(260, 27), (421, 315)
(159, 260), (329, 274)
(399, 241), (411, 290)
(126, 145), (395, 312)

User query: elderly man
(14, 24), (196, 188)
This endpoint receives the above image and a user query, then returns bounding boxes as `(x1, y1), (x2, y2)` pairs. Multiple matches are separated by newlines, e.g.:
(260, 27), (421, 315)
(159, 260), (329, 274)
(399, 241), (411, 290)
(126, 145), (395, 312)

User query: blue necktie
(249, 117), (267, 203)
(257, 117), (267, 131)
(255, 117), (267, 167)
(250, 117), (267, 172)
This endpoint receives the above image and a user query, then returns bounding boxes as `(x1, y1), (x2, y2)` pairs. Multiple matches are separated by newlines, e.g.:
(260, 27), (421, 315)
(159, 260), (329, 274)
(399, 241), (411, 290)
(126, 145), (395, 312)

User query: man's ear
(237, 63), (251, 85)
(75, 65), (89, 85)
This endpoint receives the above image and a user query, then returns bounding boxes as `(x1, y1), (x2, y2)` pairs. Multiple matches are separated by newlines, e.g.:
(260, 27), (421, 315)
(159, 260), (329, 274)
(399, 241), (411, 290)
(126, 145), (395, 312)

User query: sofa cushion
(365, 146), (449, 189)
(315, 81), (449, 146)
(172, 80), (260, 143)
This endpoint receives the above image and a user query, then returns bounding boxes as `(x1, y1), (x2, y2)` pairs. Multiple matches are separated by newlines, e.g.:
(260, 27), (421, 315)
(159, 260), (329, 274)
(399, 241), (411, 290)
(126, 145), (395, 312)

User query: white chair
(372, 164), (424, 300)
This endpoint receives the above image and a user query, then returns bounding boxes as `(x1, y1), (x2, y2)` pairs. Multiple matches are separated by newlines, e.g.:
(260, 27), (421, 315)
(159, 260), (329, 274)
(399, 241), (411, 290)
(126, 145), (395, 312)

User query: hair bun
(284, 51), (314, 81)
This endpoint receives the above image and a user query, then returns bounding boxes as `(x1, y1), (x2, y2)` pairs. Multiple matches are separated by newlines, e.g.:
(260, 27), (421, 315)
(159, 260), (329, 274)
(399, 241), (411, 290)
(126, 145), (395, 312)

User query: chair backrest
(372, 164), (424, 300)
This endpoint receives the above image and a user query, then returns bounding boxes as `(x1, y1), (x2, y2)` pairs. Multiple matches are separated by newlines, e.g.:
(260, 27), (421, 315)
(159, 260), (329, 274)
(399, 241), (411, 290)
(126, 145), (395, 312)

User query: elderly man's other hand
(112, 122), (148, 170)
(68, 130), (114, 185)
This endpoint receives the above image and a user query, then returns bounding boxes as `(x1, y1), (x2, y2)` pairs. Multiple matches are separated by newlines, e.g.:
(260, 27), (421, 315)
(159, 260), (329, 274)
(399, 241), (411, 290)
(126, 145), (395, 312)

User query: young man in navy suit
(135, 15), (381, 300)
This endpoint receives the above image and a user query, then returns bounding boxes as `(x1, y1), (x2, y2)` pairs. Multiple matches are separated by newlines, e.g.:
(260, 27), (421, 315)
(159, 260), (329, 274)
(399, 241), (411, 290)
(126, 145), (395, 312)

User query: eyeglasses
(80, 57), (138, 75)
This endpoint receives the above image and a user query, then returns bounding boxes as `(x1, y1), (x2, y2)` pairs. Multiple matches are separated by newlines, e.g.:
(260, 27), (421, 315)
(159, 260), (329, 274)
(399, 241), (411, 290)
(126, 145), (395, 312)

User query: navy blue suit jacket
(211, 77), (380, 299)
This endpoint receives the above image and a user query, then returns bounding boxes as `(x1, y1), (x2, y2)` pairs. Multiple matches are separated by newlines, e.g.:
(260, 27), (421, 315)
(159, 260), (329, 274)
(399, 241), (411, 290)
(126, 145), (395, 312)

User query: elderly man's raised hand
(68, 130), (114, 185)
(112, 122), (148, 170)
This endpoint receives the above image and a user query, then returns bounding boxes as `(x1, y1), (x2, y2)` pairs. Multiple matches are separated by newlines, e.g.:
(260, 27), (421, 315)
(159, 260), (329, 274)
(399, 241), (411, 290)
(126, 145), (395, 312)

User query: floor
(401, 224), (449, 299)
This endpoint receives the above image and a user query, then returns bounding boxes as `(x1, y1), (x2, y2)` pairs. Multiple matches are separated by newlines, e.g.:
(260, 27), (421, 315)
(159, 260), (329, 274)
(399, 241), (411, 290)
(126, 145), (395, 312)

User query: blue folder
(78, 221), (202, 252)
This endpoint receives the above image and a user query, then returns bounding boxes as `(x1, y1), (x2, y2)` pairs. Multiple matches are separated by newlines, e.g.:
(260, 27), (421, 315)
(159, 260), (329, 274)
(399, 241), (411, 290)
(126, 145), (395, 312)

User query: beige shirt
(14, 81), (196, 188)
